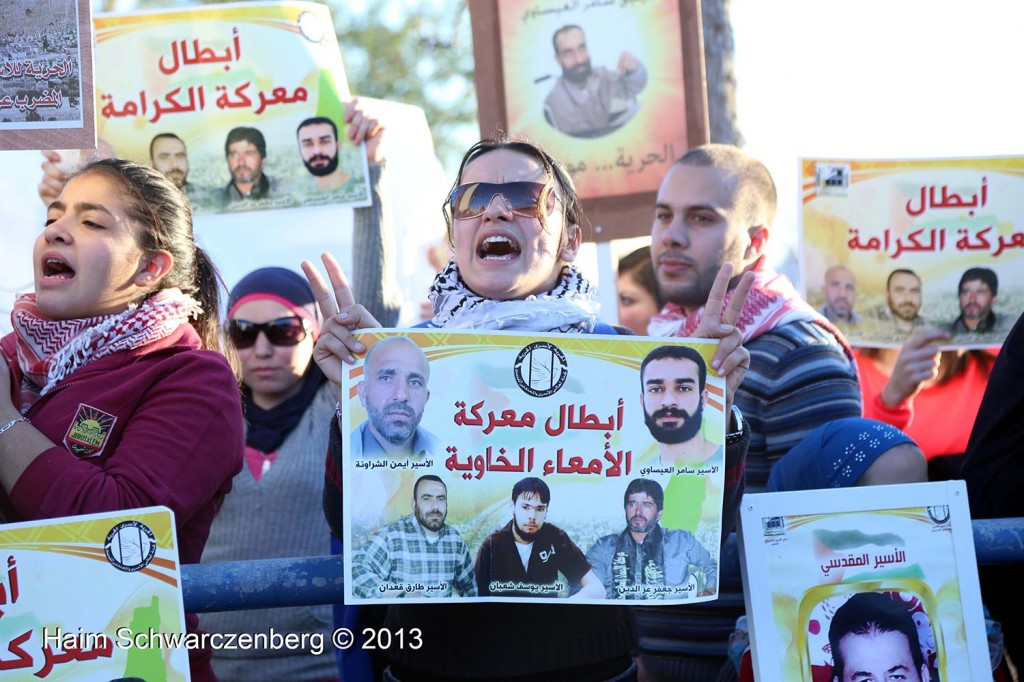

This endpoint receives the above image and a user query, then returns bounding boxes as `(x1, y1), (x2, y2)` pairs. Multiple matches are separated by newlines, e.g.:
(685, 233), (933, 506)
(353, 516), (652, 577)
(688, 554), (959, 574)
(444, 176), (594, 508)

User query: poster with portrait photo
(469, 0), (708, 241)
(739, 481), (990, 681)
(89, 1), (370, 215)
(339, 329), (728, 605)
(0, 0), (94, 151)
(800, 156), (1024, 349)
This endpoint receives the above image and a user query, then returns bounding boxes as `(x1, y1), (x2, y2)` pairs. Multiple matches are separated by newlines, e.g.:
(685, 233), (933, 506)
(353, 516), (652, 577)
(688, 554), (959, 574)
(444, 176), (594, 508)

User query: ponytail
(191, 247), (239, 377)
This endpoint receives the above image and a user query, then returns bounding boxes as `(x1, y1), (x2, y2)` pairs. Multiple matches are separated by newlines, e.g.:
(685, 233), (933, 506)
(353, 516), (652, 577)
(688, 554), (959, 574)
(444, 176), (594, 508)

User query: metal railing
(181, 517), (1024, 612)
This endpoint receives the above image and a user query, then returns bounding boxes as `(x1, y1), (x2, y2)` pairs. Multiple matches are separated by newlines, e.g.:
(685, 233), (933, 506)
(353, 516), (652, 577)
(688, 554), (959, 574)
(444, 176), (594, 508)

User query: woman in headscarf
(766, 417), (925, 492)
(199, 99), (399, 682)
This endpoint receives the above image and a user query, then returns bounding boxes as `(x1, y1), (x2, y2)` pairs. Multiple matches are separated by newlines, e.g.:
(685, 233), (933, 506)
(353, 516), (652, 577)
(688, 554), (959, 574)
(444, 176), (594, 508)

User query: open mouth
(42, 257), (75, 280)
(477, 235), (522, 261)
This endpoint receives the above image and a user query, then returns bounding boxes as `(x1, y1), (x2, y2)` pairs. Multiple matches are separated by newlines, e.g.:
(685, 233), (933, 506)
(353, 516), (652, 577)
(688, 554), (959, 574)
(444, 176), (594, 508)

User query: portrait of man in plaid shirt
(352, 475), (477, 598)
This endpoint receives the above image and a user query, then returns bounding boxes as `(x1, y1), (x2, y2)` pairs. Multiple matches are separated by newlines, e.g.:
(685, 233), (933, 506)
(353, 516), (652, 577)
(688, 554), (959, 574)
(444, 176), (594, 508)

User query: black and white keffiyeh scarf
(426, 260), (600, 333)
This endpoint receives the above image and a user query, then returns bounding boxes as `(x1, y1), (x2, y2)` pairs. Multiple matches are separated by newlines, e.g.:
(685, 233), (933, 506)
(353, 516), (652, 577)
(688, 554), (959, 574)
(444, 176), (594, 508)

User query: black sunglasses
(448, 181), (556, 220)
(228, 317), (309, 349)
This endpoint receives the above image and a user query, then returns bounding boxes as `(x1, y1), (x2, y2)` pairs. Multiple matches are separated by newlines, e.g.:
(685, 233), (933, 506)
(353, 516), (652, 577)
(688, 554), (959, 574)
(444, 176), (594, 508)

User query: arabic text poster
(0, 506), (188, 681)
(800, 156), (1024, 348)
(341, 330), (726, 605)
(0, 0), (95, 151)
(739, 482), (989, 681)
(93, 1), (369, 214)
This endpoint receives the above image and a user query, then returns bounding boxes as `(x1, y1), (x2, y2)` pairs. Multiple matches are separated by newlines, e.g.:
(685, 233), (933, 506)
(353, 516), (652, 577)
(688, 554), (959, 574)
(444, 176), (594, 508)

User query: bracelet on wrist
(0, 416), (29, 439)
(726, 405), (745, 445)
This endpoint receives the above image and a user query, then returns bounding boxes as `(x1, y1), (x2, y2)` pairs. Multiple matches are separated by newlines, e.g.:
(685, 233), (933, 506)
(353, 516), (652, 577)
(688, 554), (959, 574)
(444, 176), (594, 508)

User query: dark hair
(296, 116), (338, 140)
(828, 592), (926, 680)
(640, 345), (707, 393)
(624, 478), (664, 511)
(75, 159), (235, 370)
(618, 245), (664, 309)
(149, 132), (186, 161)
(552, 24), (583, 53)
(675, 144), (777, 227)
(225, 126), (267, 158)
(886, 268), (920, 291)
(958, 267), (998, 297)
(413, 474), (445, 499)
(443, 137), (583, 247)
(512, 476), (550, 505)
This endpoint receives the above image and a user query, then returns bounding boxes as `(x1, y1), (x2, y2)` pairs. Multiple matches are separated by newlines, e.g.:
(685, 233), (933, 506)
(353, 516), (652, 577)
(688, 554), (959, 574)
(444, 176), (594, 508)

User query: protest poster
(92, 1), (369, 215)
(801, 156), (1024, 348)
(0, 506), (188, 681)
(341, 330), (726, 605)
(469, 0), (708, 241)
(739, 481), (990, 681)
(0, 0), (95, 152)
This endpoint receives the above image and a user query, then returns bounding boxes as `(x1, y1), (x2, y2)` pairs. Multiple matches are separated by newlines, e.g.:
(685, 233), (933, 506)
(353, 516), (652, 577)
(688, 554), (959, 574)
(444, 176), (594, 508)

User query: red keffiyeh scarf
(10, 288), (200, 411)
(647, 262), (854, 360)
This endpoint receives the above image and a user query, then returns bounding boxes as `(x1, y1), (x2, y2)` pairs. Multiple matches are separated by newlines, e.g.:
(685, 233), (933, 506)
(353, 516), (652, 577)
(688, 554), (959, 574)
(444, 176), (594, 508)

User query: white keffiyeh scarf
(427, 261), (600, 333)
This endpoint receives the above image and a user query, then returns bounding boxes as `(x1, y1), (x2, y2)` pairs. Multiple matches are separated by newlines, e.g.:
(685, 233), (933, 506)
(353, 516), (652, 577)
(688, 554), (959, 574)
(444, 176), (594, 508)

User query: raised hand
(617, 51), (639, 74)
(38, 150), (67, 206)
(344, 97), (386, 164)
(691, 263), (755, 418)
(300, 253), (382, 395)
(880, 327), (949, 408)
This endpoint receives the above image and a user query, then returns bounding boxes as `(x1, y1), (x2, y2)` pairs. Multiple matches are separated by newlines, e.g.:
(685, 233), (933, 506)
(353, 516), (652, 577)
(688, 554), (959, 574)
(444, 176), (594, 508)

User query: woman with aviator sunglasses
(198, 100), (399, 682)
(305, 136), (753, 682)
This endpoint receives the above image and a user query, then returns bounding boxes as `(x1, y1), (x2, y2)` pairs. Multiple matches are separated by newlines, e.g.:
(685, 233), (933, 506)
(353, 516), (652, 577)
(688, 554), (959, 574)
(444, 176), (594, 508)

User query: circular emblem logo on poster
(514, 341), (568, 397)
(297, 11), (326, 43)
(927, 505), (951, 526)
(104, 520), (158, 573)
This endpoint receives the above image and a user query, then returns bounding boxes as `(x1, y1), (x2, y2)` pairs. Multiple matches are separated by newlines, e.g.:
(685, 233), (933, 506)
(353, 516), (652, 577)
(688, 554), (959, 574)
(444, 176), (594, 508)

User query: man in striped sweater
(641, 144), (862, 680)
(648, 143), (861, 492)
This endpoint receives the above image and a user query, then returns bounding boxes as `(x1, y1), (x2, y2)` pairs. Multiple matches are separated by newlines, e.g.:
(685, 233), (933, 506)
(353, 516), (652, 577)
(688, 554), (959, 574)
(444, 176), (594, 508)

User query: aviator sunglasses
(227, 316), (310, 349)
(448, 181), (556, 220)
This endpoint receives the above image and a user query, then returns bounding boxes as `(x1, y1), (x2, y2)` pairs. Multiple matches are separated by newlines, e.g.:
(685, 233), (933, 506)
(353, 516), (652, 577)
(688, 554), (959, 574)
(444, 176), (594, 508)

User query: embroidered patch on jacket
(63, 403), (117, 458)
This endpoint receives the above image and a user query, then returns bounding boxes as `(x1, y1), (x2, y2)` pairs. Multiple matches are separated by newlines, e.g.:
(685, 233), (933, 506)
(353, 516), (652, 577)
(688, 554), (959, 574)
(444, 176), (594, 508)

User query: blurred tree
(703, 0), (741, 145)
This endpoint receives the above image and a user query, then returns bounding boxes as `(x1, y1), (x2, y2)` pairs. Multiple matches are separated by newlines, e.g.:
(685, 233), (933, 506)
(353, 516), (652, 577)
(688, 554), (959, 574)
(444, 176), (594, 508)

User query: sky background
(2, 0), (1024, 329)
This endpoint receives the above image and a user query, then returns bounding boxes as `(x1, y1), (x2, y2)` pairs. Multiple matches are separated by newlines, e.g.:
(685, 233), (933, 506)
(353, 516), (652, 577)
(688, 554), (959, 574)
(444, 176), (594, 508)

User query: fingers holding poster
(92, 2), (371, 215)
(801, 157), (1024, 348)
(339, 330), (727, 605)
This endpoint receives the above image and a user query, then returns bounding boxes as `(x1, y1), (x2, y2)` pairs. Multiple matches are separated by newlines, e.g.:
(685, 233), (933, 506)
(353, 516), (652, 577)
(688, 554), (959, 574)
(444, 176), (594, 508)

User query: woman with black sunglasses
(305, 136), (752, 682)
(198, 100), (399, 682)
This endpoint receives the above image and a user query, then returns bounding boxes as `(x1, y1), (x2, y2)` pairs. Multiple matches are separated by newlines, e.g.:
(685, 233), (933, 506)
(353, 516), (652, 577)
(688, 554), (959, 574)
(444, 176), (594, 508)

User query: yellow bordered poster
(739, 481), (989, 681)
(341, 329), (726, 605)
(92, 1), (369, 215)
(800, 156), (1024, 348)
(0, 506), (188, 681)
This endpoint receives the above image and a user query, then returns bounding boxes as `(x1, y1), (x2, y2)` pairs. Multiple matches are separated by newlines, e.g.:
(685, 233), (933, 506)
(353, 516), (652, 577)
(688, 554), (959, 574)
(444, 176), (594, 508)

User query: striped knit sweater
(738, 319), (862, 492)
(635, 319), (860, 680)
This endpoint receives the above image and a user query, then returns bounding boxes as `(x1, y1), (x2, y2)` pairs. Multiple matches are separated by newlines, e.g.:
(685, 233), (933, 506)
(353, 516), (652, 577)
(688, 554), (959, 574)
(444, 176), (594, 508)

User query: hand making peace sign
(301, 252), (382, 398)
(691, 262), (755, 420)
